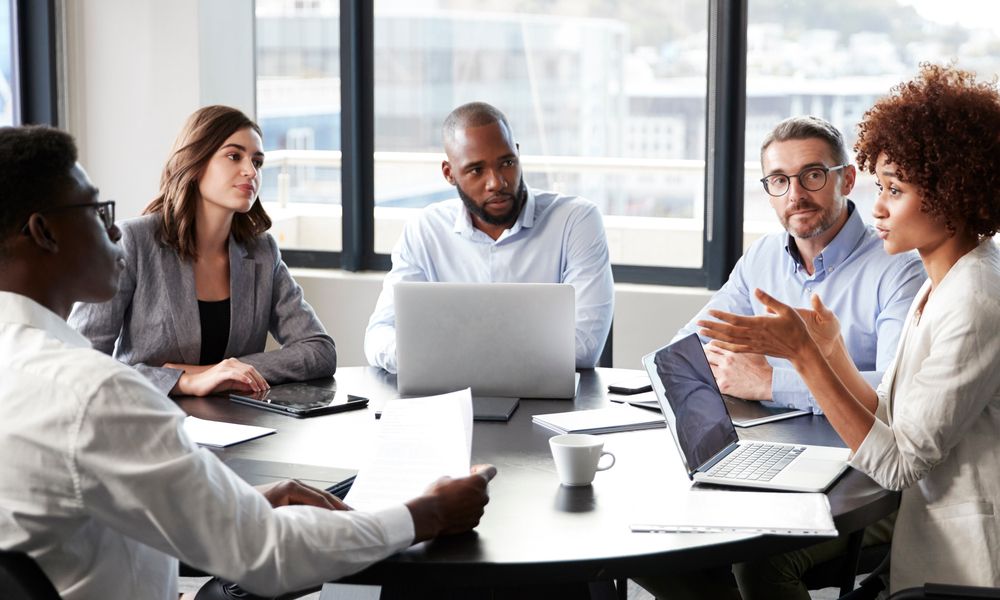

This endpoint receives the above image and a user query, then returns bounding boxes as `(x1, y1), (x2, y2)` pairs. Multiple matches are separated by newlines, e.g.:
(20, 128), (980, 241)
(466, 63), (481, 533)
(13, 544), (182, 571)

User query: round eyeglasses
(760, 165), (847, 197)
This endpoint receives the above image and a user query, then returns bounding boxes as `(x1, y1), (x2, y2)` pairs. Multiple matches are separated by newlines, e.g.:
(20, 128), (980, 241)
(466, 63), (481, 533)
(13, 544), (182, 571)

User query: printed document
(346, 389), (473, 510)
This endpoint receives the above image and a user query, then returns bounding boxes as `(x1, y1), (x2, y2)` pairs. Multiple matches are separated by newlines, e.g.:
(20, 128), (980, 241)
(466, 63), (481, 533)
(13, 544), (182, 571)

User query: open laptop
(395, 282), (576, 398)
(641, 333), (850, 492)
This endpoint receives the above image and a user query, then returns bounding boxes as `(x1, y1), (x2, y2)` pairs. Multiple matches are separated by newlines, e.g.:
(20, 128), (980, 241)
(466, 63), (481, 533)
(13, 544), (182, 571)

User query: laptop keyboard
(706, 443), (806, 482)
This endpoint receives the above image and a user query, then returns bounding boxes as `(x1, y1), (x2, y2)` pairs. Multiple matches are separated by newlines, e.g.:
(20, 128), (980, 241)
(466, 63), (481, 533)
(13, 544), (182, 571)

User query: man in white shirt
(365, 102), (615, 373)
(0, 125), (496, 600)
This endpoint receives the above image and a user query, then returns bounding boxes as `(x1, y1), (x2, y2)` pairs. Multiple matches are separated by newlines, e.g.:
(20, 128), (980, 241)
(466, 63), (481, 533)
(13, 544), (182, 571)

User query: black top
(197, 298), (231, 365)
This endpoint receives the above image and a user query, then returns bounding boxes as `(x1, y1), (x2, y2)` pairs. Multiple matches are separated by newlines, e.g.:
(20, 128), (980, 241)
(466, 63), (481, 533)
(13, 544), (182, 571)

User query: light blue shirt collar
(452, 188), (537, 242)
(784, 201), (865, 276)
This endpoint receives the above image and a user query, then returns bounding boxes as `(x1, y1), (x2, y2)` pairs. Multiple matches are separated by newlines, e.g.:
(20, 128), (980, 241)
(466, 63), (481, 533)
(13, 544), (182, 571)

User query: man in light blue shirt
(365, 102), (614, 373)
(674, 116), (925, 413)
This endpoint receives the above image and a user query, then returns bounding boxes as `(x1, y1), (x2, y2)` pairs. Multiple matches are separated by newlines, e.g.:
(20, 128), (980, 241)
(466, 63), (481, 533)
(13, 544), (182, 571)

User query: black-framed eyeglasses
(20, 200), (116, 234)
(760, 165), (847, 197)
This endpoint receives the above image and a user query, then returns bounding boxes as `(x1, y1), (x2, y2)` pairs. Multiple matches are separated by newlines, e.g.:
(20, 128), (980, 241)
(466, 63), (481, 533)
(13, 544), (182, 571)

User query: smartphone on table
(607, 376), (653, 395)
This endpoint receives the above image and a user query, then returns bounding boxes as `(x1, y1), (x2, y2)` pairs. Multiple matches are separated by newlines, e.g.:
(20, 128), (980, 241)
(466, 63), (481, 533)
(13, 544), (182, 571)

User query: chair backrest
(598, 321), (614, 368)
(0, 550), (61, 600)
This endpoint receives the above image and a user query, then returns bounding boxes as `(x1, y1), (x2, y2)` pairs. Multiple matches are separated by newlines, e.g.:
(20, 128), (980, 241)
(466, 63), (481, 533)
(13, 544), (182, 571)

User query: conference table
(176, 366), (898, 592)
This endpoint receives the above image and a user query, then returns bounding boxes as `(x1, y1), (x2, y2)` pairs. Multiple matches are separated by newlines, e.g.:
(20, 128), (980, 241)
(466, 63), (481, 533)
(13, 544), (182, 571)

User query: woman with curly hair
(700, 63), (1000, 593)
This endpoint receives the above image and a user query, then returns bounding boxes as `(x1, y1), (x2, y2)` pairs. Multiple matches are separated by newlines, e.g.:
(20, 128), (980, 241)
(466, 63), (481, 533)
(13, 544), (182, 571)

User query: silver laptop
(642, 334), (849, 492)
(395, 282), (576, 398)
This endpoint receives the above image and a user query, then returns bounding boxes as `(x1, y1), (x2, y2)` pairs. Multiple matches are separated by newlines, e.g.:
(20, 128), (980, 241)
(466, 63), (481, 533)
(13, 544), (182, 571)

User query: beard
(457, 178), (528, 227)
(780, 198), (844, 239)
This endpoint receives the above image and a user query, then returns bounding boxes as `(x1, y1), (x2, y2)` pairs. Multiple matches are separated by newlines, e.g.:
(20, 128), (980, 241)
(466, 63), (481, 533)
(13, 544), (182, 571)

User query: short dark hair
(855, 64), (1000, 238)
(442, 102), (513, 145)
(0, 125), (78, 242)
(760, 116), (849, 166)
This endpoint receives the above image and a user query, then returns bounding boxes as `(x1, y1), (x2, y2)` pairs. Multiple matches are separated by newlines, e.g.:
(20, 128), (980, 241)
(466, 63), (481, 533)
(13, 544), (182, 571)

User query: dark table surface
(177, 367), (898, 587)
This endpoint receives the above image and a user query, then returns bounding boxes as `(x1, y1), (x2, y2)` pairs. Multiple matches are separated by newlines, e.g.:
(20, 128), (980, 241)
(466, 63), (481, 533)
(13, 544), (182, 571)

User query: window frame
(278, 0), (748, 291)
(15, 0), (58, 125)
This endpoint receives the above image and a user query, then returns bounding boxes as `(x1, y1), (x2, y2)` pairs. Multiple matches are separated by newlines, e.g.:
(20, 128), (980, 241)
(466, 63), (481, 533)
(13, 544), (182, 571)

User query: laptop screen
(647, 333), (739, 475)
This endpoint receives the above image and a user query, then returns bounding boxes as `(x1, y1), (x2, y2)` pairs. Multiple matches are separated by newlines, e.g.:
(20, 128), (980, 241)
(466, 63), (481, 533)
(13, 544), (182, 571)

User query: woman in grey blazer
(70, 106), (336, 396)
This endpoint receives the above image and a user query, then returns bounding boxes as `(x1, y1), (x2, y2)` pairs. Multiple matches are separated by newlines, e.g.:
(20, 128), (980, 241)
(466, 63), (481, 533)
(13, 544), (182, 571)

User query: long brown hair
(144, 105), (272, 260)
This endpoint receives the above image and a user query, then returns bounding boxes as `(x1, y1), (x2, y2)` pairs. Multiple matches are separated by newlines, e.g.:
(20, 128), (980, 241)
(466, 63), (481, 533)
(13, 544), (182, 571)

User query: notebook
(395, 282), (576, 398)
(610, 393), (810, 428)
(723, 395), (810, 428)
(532, 404), (665, 435)
(642, 334), (850, 492)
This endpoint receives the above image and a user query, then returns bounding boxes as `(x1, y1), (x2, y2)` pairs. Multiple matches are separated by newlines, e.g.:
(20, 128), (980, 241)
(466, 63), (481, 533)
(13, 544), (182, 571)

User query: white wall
(62, 1), (715, 371)
(62, 0), (254, 219)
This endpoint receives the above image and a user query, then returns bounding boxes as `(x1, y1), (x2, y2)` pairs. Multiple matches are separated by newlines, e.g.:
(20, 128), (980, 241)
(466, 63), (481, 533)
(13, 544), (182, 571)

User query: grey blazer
(68, 214), (336, 394)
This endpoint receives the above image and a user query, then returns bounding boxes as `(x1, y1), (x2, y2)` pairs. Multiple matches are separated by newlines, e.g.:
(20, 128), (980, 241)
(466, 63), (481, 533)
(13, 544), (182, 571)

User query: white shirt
(850, 241), (1000, 591)
(0, 291), (414, 600)
(365, 189), (615, 373)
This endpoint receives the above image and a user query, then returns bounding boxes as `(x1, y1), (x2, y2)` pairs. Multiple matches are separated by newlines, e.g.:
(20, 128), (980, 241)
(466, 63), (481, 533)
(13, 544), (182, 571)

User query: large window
(371, 1), (708, 269)
(255, 0), (343, 252)
(256, 0), (712, 275)
(742, 0), (1000, 247)
(254, 0), (1000, 286)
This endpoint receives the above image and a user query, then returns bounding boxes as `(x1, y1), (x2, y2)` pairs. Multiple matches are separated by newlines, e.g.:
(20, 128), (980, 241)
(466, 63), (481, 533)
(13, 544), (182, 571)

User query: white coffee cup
(549, 433), (616, 486)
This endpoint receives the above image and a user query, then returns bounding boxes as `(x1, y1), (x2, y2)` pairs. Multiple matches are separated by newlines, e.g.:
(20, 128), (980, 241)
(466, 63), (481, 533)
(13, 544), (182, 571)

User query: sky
(898, 0), (1000, 31)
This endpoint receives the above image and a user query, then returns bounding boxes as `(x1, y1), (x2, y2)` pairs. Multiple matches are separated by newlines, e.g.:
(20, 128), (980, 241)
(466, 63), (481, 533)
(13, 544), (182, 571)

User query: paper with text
(345, 389), (473, 510)
(631, 490), (837, 536)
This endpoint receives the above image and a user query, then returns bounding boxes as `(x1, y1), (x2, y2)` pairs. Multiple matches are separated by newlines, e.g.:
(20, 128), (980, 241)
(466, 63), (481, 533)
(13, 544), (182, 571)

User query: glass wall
(742, 0), (1000, 248)
(255, 0), (342, 251)
(371, 0), (708, 267)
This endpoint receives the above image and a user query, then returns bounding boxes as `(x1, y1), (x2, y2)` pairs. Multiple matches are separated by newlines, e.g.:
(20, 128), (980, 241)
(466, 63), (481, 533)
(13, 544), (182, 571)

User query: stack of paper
(532, 404), (665, 435)
(631, 490), (837, 536)
(182, 416), (276, 448)
(345, 389), (473, 510)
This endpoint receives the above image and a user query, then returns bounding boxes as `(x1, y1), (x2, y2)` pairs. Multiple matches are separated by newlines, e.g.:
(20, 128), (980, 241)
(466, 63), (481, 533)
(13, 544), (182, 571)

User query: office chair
(598, 322), (613, 368)
(890, 583), (1000, 599)
(0, 550), (61, 600)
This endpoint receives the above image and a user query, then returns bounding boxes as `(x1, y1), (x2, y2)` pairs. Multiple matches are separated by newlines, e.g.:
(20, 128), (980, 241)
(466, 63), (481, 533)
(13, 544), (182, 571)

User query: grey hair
(760, 116), (849, 166)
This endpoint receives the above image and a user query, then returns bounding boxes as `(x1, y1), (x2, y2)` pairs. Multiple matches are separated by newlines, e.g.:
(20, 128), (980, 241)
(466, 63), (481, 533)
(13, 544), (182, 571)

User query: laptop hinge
(695, 441), (740, 476)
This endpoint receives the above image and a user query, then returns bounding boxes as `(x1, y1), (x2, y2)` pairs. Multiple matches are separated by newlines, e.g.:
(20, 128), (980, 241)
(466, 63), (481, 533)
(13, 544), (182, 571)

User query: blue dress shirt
(365, 188), (615, 373)
(675, 202), (926, 412)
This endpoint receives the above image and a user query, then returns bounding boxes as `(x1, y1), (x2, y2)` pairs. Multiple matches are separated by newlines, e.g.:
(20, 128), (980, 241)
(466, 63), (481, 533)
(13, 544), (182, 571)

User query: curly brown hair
(855, 64), (1000, 238)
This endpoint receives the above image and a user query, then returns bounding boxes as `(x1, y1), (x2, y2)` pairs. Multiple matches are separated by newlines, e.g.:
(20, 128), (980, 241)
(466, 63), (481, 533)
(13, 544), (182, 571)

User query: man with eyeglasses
(639, 117), (923, 599)
(674, 115), (925, 413)
(0, 125), (496, 599)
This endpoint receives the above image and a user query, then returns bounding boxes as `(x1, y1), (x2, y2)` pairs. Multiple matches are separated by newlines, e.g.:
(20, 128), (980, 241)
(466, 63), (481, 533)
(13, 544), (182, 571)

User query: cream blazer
(850, 240), (1000, 591)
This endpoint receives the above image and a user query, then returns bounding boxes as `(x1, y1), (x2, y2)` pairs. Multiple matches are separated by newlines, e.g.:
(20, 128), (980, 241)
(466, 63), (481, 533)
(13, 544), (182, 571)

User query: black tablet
(230, 382), (369, 418)
(472, 396), (520, 422)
